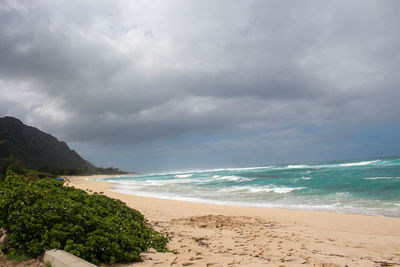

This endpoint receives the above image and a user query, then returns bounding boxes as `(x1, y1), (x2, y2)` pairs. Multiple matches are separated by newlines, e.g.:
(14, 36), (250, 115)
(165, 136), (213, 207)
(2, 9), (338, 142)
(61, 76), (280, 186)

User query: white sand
(67, 176), (400, 267)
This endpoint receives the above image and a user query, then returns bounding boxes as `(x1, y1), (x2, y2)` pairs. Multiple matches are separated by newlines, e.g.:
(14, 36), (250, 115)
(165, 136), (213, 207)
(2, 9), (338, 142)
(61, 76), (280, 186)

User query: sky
(1, 0), (400, 172)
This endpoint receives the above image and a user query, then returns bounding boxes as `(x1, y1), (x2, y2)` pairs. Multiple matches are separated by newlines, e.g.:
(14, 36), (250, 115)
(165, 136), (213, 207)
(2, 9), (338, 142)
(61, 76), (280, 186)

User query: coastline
(67, 175), (400, 266)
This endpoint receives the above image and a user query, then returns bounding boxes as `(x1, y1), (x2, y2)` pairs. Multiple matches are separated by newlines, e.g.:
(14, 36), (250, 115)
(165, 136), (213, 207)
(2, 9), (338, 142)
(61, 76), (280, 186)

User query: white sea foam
(219, 186), (305, 194)
(284, 159), (381, 170)
(201, 165), (276, 172)
(365, 176), (398, 180)
(223, 175), (241, 181)
(109, 183), (400, 217)
(99, 157), (400, 217)
(134, 165), (278, 178)
(210, 175), (254, 182)
(218, 186), (252, 193)
(365, 177), (388, 180)
(105, 180), (142, 185)
(223, 166), (276, 171)
(145, 180), (171, 186)
(287, 164), (307, 169)
(142, 178), (200, 186)
(175, 174), (193, 178)
(219, 175), (242, 181)
(339, 160), (380, 167)
(106, 159), (389, 181)
(119, 174), (253, 187)
(254, 186), (305, 194)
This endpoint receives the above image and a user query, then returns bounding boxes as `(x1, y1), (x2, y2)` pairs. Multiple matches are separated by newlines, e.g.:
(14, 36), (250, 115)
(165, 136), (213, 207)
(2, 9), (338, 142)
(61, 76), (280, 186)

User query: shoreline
(108, 185), (398, 219)
(66, 175), (400, 266)
(73, 175), (400, 219)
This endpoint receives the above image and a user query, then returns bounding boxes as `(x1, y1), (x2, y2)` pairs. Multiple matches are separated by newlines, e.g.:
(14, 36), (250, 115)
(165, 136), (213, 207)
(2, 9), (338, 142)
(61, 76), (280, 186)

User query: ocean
(100, 157), (400, 217)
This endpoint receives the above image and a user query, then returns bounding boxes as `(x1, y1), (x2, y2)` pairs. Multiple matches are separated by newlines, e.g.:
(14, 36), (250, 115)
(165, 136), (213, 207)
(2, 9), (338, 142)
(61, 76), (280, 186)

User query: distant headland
(0, 116), (129, 177)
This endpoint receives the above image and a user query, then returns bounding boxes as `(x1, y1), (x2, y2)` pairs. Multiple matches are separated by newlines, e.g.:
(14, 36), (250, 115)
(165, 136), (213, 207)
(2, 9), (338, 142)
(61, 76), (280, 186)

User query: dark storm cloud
(0, 0), (399, 148)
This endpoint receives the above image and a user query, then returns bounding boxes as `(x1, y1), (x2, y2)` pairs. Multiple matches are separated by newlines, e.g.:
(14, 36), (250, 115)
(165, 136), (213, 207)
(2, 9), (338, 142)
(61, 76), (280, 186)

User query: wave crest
(339, 160), (380, 167)
(287, 164), (308, 169)
(219, 186), (305, 194)
(175, 174), (193, 178)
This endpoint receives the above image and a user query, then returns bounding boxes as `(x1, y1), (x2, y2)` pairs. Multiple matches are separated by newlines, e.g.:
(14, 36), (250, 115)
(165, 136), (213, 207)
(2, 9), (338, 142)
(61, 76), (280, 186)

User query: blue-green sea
(100, 157), (400, 217)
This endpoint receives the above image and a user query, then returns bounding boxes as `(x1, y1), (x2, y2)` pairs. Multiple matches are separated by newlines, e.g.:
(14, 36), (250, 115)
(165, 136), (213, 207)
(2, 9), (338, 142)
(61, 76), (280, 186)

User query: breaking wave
(100, 157), (400, 217)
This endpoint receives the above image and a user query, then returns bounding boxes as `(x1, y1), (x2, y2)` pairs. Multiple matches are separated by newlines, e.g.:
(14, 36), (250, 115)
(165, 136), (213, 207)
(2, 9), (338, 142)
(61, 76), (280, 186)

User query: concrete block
(44, 249), (98, 267)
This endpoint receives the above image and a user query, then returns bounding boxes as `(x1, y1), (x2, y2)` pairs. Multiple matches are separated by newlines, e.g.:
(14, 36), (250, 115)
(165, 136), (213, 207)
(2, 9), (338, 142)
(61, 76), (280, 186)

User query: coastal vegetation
(0, 116), (128, 177)
(0, 171), (169, 265)
(0, 117), (149, 264)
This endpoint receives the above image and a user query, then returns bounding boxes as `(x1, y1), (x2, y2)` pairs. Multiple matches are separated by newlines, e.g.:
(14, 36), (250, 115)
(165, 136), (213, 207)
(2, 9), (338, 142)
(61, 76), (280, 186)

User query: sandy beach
(67, 176), (400, 267)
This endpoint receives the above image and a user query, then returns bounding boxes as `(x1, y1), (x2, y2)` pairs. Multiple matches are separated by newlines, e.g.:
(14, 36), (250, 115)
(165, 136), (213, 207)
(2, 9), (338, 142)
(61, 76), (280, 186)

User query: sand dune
(67, 176), (400, 267)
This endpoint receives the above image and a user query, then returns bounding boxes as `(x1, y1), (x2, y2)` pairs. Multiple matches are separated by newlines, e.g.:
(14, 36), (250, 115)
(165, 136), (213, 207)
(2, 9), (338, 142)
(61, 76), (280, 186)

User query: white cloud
(0, 0), (399, 169)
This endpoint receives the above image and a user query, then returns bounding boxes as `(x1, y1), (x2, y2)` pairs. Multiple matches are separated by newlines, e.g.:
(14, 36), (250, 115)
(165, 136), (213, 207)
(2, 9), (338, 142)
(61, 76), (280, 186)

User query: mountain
(0, 116), (95, 174)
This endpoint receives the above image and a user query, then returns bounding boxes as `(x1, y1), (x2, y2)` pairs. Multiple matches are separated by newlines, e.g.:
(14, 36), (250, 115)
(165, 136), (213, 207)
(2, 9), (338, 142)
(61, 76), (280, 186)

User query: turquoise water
(100, 158), (400, 217)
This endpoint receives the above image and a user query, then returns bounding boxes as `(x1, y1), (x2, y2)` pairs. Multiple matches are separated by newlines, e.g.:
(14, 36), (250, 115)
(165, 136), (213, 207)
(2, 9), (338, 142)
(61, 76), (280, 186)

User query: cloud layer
(1, 0), (399, 170)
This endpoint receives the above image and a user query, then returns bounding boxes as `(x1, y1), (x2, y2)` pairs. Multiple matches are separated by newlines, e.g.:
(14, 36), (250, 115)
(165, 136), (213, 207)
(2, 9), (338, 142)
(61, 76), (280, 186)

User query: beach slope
(68, 176), (400, 267)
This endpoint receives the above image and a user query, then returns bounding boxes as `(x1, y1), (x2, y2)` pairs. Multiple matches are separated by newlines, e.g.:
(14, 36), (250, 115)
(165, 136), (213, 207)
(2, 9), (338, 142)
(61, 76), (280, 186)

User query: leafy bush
(0, 171), (169, 264)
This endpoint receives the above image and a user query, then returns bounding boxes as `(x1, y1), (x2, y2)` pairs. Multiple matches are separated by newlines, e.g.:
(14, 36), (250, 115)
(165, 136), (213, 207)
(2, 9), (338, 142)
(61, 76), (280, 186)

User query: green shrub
(0, 171), (169, 264)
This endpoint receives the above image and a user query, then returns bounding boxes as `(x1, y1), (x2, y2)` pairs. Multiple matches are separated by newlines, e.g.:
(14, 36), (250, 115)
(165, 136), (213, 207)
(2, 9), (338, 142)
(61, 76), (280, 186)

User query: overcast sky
(1, 0), (399, 172)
